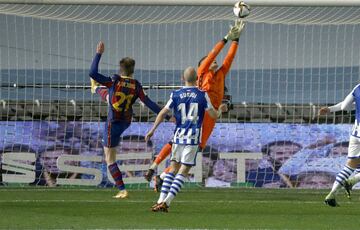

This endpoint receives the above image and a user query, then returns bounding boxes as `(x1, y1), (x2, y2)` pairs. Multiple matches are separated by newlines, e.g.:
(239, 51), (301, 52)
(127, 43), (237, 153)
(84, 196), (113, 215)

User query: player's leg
(151, 144), (181, 211)
(159, 163), (192, 211)
(344, 167), (360, 198)
(199, 111), (216, 149)
(150, 113), (216, 192)
(90, 78), (109, 101)
(103, 121), (130, 199)
(96, 87), (109, 102)
(325, 135), (360, 205)
(105, 147), (128, 199)
(342, 136), (360, 198)
(152, 160), (180, 208)
(151, 161), (180, 212)
(144, 141), (173, 181)
(153, 145), (198, 212)
(325, 159), (359, 206)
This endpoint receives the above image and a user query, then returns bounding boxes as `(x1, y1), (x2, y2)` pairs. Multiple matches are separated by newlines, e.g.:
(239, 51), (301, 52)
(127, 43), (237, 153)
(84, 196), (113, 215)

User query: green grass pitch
(0, 187), (359, 229)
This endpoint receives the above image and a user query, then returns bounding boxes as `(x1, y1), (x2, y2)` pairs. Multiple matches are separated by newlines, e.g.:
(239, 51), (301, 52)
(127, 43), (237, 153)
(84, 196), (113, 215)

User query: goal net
(1, 1), (359, 189)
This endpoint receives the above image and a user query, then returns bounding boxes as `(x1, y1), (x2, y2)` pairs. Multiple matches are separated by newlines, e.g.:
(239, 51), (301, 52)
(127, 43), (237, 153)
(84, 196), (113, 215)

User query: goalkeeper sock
(108, 163), (125, 190)
(164, 174), (186, 206)
(330, 165), (355, 195)
(157, 172), (175, 204)
(164, 166), (171, 174)
(154, 143), (172, 165)
(96, 87), (109, 102)
(160, 171), (167, 180)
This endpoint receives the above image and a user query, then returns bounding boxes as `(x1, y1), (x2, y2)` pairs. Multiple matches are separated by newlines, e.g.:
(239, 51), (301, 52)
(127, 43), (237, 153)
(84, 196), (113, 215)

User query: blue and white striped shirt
(165, 86), (213, 145)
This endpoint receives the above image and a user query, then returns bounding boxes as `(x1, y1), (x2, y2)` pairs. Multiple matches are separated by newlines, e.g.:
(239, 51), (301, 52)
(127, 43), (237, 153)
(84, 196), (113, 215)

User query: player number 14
(177, 103), (198, 124)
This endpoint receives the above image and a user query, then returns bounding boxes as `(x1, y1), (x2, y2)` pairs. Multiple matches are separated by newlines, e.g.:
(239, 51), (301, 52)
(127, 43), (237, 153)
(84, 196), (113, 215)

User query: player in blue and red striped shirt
(89, 41), (166, 199)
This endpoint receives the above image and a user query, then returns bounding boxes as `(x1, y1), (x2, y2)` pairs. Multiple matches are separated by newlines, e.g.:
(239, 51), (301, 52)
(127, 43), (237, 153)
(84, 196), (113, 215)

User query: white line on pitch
(0, 199), (328, 204)
(0, 188), (330, 195)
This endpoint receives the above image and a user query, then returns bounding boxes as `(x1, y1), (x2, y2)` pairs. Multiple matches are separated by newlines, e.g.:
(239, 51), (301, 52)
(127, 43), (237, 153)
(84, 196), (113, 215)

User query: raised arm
(89, 41), (113, 88)
(219, 20), (245, 76)
(197, 40), (226, 76)
(219, 41), (238, 76)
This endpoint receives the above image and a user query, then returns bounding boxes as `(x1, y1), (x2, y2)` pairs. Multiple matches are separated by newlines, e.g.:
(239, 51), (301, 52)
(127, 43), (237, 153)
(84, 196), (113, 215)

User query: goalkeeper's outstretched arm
(197, 40), (225, 76)
(220, 20), (245, 76)
(219, 41), (238, 76)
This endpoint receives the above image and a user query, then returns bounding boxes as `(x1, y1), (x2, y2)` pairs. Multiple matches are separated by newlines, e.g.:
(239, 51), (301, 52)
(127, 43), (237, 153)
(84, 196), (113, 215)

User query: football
(233, 1), (251, 18)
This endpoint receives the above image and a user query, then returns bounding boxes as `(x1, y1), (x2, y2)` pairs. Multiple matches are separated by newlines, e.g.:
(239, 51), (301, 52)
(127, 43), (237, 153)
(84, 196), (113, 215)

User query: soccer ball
(233, 1), (251, 18)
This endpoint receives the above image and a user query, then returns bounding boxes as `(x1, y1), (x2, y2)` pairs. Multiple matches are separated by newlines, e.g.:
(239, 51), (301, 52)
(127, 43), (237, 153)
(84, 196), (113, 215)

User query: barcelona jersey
(89, 53), (162, 123)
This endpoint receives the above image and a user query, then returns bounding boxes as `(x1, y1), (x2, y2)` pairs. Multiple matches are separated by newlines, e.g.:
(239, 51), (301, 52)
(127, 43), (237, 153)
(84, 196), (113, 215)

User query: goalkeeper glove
(224, 19), (246, 42)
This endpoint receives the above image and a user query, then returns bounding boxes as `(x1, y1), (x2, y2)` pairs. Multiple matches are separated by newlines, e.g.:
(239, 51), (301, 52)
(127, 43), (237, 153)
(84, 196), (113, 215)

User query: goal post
(2, 0), (360, 6)
(0, 1), (359, 189)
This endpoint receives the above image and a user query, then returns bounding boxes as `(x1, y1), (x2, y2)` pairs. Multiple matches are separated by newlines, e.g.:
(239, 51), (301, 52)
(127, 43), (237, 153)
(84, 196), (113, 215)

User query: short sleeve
(352, 84), (360, 96)
(204, 92), (214, 110)
(164, 93), (174, 110)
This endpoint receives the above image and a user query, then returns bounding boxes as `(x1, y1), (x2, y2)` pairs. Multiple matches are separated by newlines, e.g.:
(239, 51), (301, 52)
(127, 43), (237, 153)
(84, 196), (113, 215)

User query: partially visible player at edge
(89, 41), (168, 199)
(144, 20), (246, 185)
(319, 83), (360, 207)
(146, 67), (224, 212)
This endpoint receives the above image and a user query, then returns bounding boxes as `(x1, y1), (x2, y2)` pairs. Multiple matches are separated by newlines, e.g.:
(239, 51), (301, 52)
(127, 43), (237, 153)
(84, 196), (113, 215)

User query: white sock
(164, 174), (186, 206)
(157, 172), (175, 204)
(330, 165), (355, 195)
(351, 170), (360, 183)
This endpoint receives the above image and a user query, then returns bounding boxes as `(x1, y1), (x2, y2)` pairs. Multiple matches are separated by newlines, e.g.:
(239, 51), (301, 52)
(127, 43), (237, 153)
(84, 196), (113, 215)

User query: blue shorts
(102, 121), (130, 148)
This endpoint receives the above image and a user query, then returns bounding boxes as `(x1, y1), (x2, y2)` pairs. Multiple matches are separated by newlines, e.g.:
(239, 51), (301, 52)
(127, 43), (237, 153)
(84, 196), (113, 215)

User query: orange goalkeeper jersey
(197, 40), (238, 109)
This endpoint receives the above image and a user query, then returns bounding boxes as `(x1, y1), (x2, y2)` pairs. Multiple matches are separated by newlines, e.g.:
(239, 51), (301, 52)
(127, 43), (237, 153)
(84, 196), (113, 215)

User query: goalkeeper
(145, 20), (246, 186)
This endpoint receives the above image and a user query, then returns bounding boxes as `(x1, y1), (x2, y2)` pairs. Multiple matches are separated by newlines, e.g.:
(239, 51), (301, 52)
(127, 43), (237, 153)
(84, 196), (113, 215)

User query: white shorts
(348, 135), (360, 158)
(170, 144), (199, 166)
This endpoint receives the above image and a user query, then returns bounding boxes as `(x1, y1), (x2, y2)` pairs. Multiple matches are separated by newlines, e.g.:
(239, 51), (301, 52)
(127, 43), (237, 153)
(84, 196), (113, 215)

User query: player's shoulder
(195, 87), (206, 93)
(353, 83), (360, 91)
(130, 78), (142, 88)
(132, 77), (140, 83)
(351, 83), (360, 95)
(112, 74), (120, 81)
(170, 89), (182, 99)
(180, 87), (206, 94)
(193, 87), (207, 97)
(172, 87), (185, 94)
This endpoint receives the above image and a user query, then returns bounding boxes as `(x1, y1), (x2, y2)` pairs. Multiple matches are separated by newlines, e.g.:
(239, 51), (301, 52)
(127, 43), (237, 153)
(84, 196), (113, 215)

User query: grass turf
(0, 187), (359, 229)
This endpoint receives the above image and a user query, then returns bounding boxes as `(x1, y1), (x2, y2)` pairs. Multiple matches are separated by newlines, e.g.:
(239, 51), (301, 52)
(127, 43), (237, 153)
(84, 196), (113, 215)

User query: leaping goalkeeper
(145, 20), (246, 187)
